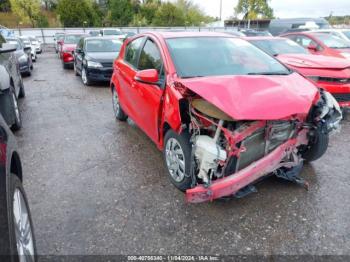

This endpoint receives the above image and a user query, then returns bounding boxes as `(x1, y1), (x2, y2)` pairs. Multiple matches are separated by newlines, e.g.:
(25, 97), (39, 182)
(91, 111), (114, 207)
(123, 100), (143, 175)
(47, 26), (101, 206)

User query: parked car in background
(59, 33), (86, 69)
(19, 36), (37, 62)
(0, 114), (37, 260)
(5, 37), (33, 76)
(312, 29), (350, 42)
(89, 30), (100, 37)
(111, 32), (341, 203)
(282, 32), (350, 60)
(28, 36), (42, 54)
(54, 32), (65, 53)
(248, 37), (350, 108)
(268, 18), (331, 36)
(74, 36), (123, 85)
(0, 38), (25, 130)
(100, 28), (126, 40)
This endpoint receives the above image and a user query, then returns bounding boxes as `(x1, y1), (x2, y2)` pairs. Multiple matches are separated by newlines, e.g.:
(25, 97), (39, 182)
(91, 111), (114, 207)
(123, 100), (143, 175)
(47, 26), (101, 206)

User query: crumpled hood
(179, 73), (318, 120)
(277, 54), (350, 69)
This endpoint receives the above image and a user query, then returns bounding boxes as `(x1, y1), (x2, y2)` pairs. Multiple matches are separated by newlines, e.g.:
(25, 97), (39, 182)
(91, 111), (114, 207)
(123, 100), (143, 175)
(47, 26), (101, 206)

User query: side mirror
(58, 40), (63, 45)
(134, 69), (159, 85)
(24, 46), (31, 52)
(0, 43), (16, 53)
(75, 48), (83, 54)
(307, 44), (318, 52)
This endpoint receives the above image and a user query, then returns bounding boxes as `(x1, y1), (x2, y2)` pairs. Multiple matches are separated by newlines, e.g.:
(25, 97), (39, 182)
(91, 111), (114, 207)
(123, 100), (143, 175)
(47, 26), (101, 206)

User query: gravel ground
(15, 49), (350, 256)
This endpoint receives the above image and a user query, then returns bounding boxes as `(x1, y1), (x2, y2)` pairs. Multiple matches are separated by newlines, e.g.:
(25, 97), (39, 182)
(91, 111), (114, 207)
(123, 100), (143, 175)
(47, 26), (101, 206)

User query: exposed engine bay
(179, 89), (342, 203)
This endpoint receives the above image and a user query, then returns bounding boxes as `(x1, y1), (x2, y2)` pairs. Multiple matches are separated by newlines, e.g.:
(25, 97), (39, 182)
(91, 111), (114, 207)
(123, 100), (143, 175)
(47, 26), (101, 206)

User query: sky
(190, 0), (350, 20)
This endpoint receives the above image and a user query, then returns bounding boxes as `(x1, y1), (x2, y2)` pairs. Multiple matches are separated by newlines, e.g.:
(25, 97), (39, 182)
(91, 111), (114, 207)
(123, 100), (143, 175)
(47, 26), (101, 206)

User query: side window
(124, 37), (145, 68)
(295, 36), (316, 48)
(138, 39), (163, 73)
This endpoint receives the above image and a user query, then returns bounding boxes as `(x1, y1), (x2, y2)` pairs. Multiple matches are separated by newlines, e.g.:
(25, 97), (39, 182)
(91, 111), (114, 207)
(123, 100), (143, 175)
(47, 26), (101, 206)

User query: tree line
(1, 0), (217, 27)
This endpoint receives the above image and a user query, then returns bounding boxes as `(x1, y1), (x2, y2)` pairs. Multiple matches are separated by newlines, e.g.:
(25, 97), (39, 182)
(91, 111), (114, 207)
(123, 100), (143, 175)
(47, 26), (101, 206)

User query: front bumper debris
(186, 138), (302, 203)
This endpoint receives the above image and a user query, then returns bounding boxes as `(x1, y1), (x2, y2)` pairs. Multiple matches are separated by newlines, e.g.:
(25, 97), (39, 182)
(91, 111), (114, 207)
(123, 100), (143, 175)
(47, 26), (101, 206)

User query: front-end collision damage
(170, 82), (341, 203)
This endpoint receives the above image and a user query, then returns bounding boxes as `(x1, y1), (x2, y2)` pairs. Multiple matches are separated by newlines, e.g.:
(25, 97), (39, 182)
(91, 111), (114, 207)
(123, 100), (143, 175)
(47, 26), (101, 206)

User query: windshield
(315, 34), (350, 49)
(103, 30), (122, 36)
(57, 35), (65, 41)
(166, 37), (290, 78)
(64, 35), (82, 44)
(251, 39), (308, 56)
(85, 39), (122, 52)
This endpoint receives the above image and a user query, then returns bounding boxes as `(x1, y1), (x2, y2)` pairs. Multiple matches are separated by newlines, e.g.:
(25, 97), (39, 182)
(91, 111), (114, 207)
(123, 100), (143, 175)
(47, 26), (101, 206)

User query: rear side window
(138, 39), (162, 73)
(124, 37), (145, 68)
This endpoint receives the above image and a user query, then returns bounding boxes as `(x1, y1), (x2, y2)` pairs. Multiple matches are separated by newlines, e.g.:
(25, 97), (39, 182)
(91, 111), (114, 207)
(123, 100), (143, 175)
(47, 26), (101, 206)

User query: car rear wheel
(10, 89), (22, 131)
(81, 67), (92, 86)
(9, 175), (37, 262)
(163, 130), (193, 191)
(112, 88), (128, 121)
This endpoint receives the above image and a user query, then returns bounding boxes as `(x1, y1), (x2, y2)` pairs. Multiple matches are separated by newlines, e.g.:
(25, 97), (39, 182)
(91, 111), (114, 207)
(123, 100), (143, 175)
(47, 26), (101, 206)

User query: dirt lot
(16, 49), (350, 255)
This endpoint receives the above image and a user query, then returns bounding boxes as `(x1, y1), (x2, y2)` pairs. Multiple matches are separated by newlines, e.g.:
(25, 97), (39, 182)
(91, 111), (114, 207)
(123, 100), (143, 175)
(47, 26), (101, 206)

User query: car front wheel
(301, 127), (329, 162)
(163, 129), (193, 191)
(81, 67), (92, 86)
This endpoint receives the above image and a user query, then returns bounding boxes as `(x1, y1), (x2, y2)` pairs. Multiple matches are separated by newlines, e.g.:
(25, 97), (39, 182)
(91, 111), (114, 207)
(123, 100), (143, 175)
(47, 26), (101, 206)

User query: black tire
(81, 67), (92, 86)
(9, 89), (22, 131)
(18, 79), (25, 99)
(301, 127), (329, 162)
(8, 175), (37, 261)
(112, 88), (128, 121)
(74, 62), (79, 76)
(163, 129), (193, 191)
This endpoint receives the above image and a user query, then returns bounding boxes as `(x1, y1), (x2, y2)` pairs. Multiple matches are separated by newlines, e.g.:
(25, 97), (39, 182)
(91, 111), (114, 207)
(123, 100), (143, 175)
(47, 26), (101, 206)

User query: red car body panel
(281, 32), (350, 59)
(276, 54), (350, 107)
(111, 32), (325, 202)
(61, 44), (76, 63)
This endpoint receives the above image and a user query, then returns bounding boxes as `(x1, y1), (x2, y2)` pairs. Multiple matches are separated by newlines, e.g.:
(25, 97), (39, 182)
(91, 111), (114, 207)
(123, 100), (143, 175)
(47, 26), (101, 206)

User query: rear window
(64, 35), (82, 44)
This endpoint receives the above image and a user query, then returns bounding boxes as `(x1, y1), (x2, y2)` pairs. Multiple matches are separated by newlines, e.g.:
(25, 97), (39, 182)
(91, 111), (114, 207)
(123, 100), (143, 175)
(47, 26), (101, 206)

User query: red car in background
(281, 32), (350, 60)
(248, 37), (350, 108)
(110, 32), (342, 203)
(58, 34), (85, 69)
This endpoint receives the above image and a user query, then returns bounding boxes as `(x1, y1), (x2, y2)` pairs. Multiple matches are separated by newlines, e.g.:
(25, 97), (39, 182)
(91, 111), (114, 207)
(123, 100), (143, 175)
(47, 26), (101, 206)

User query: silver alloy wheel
(81, 68), (87, 85)
(112, 89), (120, 116)
(13, 188), (35, 262)
(12, 92), (20, 122)
(165, 138), (186, 182)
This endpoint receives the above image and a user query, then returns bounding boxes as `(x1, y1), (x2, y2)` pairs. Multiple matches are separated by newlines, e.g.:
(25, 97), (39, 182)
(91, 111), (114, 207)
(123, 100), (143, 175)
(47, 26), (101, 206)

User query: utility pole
(220, 0), (223, 21)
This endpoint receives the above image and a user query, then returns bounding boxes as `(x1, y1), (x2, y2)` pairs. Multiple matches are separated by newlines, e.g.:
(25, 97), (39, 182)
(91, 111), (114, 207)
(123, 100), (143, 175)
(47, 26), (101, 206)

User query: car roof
(145, 31), (238, 39)
(84, 36), (123, 41)
(244, 36), (285, 41)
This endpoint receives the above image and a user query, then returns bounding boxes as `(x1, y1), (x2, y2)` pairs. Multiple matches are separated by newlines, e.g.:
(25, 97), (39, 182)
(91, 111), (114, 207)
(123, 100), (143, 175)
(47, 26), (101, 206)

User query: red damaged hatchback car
(110, 32), (342, 203)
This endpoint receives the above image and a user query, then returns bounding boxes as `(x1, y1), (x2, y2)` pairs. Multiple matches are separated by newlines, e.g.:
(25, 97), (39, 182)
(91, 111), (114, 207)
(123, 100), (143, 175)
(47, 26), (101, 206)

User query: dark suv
(0, 114), (37, 260)
(0, 34), (25, 130)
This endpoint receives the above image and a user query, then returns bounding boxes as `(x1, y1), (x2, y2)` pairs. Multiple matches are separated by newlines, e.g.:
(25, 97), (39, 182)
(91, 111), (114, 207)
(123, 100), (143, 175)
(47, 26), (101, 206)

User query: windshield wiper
(247, 71), (290, 75)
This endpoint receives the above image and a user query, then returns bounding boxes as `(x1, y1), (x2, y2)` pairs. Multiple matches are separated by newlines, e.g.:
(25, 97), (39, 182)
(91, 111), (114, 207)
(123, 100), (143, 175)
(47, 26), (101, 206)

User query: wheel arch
(10, 151), (22, 182)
